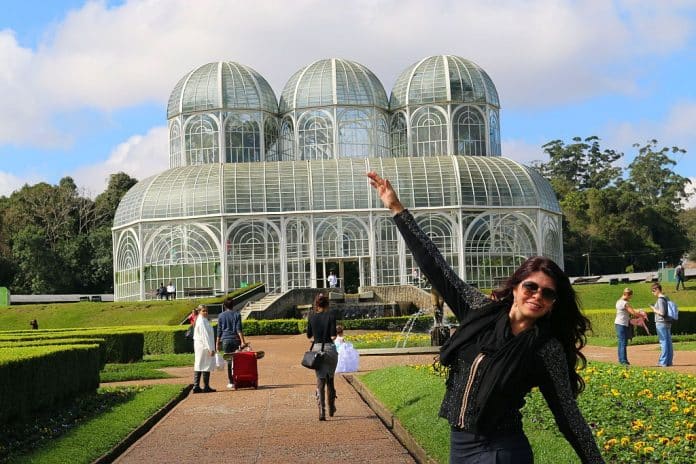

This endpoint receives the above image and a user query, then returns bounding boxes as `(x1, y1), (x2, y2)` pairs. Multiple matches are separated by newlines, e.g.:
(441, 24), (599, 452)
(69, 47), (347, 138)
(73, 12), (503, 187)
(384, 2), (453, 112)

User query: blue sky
(1, 0), (695, 204)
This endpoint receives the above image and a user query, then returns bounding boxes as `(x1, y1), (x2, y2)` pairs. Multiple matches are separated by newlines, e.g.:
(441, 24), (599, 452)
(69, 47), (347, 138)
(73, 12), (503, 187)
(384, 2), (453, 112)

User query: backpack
(666, 299), (679, 321)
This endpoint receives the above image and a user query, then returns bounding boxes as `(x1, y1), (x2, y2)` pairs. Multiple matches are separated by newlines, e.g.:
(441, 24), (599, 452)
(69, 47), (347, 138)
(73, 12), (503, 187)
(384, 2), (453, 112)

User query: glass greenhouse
(113, 56), (562, 301)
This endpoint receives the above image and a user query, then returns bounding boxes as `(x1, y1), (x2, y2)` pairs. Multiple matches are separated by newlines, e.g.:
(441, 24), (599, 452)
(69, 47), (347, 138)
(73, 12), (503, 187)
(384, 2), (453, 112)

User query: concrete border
(344, 374), (438, 464)
(93, 384), (192, 464)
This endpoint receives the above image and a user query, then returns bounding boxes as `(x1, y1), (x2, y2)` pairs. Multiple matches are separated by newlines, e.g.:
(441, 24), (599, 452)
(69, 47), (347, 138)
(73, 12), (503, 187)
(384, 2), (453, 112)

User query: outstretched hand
(367, 171), (405, 214)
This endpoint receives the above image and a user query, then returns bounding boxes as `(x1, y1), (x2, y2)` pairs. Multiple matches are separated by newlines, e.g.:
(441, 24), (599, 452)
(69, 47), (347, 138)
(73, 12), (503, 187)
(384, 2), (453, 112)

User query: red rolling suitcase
(232, 351), (258, 389)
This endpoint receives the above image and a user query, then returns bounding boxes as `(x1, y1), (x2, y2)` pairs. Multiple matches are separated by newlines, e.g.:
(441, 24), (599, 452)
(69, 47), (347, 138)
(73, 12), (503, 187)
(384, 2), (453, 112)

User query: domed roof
(390, 55), (499, 111)
(113, 157), (559, 227)
(279, 58), (388, 113)
(167, 62), (278, 119)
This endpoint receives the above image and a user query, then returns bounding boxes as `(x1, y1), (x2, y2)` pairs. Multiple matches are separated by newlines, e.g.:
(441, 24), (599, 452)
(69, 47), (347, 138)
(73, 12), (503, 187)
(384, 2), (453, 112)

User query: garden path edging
(93, 384), (192, 464)
(344, 374), (438, 464)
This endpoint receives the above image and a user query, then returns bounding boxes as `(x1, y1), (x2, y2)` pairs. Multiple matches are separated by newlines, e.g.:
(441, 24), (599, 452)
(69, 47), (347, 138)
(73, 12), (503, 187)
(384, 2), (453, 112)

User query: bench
(183, 287), (214, 297)
(90, 295), (102, 302)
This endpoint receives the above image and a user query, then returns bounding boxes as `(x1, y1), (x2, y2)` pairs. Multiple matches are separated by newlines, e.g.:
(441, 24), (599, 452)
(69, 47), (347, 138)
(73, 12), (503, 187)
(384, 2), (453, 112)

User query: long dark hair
(494, 256), (590, 396)
(314, 293), (329, 313)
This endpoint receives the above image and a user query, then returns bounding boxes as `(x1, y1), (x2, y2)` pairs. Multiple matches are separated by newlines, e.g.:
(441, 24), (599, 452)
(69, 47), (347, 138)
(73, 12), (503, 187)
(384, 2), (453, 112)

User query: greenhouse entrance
(316, 258), (367, 293)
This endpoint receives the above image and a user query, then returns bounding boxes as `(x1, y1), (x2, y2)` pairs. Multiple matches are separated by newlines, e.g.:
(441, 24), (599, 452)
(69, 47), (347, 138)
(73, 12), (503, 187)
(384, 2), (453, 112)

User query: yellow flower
(611, 388), (620, 397)
(658, 437), (670, 445)
(596, 428), (604, 437)
(633, 441), (645, 451)
(620, 436), (630, 446)
(642, 446), (654, 454)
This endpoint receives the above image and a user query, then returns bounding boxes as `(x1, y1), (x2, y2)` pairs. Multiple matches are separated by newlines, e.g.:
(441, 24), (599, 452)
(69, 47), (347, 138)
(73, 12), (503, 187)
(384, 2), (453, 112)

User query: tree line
(0, 138), (692, 294)
(532, 137), (691, 276)
(0, 173), (137, 294)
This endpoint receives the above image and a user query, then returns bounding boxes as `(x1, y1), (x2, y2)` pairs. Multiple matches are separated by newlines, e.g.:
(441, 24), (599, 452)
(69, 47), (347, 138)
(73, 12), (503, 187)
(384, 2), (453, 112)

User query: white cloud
(0, 0), (694, 149)
(501, 138), (546, 166)
(71, 126), (168, 197)
(0, 170), (42, 197)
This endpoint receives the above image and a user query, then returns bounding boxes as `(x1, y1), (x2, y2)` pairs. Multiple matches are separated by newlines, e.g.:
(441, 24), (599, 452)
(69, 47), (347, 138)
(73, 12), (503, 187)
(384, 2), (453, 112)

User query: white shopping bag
(215, 352), (225, 370)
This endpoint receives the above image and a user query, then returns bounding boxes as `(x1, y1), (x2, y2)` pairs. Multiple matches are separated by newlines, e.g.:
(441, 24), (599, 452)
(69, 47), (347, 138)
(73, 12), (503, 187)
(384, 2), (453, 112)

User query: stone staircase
(240, 291), (287, 320)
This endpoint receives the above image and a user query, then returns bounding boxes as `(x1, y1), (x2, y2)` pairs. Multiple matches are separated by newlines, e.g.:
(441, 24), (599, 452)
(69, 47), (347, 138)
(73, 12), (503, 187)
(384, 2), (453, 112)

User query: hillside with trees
(0, 173), (137, 294)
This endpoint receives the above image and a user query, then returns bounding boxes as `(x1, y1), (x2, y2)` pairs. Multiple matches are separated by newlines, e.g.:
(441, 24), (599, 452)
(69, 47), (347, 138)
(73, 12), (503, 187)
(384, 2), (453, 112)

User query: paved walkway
(111, 336), (695, 463)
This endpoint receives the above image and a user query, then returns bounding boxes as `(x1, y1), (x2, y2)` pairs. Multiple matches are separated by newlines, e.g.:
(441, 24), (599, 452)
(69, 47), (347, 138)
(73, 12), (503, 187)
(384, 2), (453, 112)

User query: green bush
(0, 345), (100, 423)
(586, 309), (696, 337)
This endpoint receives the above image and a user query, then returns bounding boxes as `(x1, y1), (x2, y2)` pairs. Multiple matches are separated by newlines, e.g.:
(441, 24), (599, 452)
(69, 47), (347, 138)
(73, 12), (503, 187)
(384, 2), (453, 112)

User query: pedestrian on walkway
(650, 283), (674, 367)
(192, 306), (216, 393)
(368, 171), (604, 464)
(216, 297), (247, 389)
(615, 288), (645, 365)
(675, 262), (686, 290)
(306, 292), (338, 421)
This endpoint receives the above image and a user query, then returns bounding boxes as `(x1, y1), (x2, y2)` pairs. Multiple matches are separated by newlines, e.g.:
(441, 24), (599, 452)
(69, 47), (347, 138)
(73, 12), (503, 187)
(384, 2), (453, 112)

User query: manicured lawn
(2, 384), (186, 464)
(359, 361), (695, 463)
(100, 353), (194, 382)
(587, 334), (696, 348)
(575, 282), (696, 310)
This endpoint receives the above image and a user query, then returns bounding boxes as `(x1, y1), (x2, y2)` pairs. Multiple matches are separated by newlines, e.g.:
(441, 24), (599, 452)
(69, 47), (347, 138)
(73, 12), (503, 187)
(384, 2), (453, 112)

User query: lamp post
(582, 253), (591, 276)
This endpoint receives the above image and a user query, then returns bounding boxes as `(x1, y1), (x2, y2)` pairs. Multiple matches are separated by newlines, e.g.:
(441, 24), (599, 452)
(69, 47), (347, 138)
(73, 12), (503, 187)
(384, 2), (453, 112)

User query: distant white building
(113, 56), (562, 301)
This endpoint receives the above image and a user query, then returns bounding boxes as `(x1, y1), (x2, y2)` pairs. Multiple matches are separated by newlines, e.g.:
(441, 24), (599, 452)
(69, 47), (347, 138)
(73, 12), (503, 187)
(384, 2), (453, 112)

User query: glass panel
(411, 107), (447, 157)
(453, 106), (485, 156)
(185, 114), (219, 165)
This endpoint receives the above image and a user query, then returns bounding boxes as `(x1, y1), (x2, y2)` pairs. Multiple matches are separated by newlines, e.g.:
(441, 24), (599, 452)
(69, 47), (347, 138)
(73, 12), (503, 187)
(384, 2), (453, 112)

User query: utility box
(0, 287), (10, 306)
(657, 268), (676, 283)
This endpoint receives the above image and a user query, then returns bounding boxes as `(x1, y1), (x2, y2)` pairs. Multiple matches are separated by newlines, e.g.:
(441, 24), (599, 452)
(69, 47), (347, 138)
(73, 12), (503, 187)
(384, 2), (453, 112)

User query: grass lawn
(100, 353), (194, 382)
(575, 282), (696, 310)
(587, 334), (696, 348)
(3, 384), (186, 464)
(359, 362), (695, 464)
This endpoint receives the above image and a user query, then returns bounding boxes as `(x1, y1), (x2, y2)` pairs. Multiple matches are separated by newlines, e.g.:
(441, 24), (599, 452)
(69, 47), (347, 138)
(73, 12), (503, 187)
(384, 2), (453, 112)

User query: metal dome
(113, 156), (559, 227)
(167, 62), (278, 119)
(279, 58), (388, 113)
(389, 55), (500, 111)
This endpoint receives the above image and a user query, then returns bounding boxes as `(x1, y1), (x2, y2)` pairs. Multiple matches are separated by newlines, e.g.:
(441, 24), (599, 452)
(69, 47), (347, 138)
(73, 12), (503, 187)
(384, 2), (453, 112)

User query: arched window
(169, 122), (181, 168)
(411, 107), (447, 157)
(338, 109), (371, 158)
(264, 117), (279, 162)
(375, 115), (390, 158)
(489, 112), (501, 156)
(185, 115), (219, 165)
(225, 113), (260, 163)
(279, 117), (295, 161)
(390, 112), (407, 157)
(226, 220), (281, 292)
(299, 111), (333, 160)
(453, 106), (485, 156)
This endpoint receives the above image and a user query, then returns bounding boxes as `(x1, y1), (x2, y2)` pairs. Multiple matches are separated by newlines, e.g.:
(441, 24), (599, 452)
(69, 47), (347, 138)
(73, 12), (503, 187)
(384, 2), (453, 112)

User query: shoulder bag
(301, 342), (325, 369)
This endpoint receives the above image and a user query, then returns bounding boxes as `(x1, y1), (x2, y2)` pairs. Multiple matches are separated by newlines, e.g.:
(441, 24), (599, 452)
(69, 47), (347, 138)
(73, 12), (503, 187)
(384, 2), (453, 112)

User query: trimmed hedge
(585, 309), (695, 337)
(0, 344), (100, 423)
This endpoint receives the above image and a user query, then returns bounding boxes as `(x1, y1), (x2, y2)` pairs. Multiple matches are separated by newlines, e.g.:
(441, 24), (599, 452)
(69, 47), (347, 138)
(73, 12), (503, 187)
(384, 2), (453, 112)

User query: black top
(307, 311), (337, 344)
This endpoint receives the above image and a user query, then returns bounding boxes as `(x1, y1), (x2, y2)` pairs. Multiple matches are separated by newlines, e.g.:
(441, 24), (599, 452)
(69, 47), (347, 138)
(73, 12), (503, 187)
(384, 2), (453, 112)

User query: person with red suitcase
(216, 297), (247, 389)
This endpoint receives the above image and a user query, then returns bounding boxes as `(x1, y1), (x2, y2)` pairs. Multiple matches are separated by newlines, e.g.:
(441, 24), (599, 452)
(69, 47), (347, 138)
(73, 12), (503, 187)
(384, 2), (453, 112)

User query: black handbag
(301, 342), (325, 369)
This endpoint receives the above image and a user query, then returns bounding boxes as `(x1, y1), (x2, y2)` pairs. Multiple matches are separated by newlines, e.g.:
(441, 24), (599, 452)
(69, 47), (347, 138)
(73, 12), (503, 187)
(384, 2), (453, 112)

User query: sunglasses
(520, 281), (557, 303)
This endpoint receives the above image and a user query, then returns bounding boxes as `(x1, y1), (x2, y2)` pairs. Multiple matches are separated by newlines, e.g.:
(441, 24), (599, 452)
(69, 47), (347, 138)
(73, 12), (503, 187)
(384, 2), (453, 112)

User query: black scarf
(440, 300), (550, 433)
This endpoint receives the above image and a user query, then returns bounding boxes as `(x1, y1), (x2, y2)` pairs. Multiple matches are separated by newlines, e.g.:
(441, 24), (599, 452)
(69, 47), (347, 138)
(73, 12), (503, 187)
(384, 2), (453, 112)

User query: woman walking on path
(192, 306), (216, 393)
(615, 288), (645, 365)
(650, 283), (674, 367)
(368, 171), (603, 463)
(306, 293), (338, 421)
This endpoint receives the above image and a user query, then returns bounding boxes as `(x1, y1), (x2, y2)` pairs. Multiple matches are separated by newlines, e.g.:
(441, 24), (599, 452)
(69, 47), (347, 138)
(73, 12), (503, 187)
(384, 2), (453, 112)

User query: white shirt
(615, 298), (631, 327)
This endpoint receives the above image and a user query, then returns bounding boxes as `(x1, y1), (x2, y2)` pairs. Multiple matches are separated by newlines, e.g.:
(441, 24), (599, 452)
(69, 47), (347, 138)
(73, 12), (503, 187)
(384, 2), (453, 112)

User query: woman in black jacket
(306, 293), (338, 421)
(368, 171), (603, 463)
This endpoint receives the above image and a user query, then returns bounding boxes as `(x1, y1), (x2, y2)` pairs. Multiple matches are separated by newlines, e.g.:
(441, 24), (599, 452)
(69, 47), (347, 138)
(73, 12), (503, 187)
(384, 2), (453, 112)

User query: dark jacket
(393, 209), (603, 463)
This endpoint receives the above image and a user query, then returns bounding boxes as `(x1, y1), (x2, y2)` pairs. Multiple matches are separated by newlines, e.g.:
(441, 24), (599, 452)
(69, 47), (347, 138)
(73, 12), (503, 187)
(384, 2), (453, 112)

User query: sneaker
(227, 383), (234, 389)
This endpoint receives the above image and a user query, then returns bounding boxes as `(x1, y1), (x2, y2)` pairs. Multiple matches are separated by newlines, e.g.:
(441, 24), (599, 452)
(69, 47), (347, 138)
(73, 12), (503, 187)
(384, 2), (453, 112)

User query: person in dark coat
(306, 293), (338, 421)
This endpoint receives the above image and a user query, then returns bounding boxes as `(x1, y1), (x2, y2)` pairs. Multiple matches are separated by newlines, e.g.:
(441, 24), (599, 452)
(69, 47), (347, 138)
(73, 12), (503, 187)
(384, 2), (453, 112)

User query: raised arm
(537, 340), (604, 463)
(367, 171), (489, 321)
